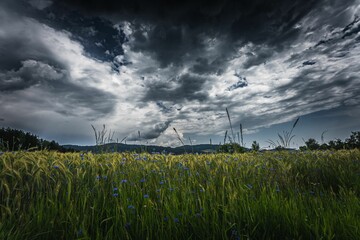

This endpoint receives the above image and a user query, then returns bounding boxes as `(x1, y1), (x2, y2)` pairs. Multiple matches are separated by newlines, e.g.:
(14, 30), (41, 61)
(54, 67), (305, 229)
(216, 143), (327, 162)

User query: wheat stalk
(226, 108), (236, 142)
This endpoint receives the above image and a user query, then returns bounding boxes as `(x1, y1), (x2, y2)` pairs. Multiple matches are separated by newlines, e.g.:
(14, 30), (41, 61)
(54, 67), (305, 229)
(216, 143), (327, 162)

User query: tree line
(0, 127), (75, 152)
(300, 131), (360, 151)
(217, 131), (360, 153)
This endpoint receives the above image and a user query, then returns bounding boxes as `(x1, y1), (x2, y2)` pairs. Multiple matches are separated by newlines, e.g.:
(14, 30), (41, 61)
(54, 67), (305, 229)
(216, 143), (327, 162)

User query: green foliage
(305, 138), (320, 150)
(251, 141), (260, 151)
(217, 143), (247, 153)
(0, 127), (71, 152)
(300, 131), (360, 151)
(345, 131), (360, 149)
(0, 127), (38, 151)
(1, 150), (360, 239)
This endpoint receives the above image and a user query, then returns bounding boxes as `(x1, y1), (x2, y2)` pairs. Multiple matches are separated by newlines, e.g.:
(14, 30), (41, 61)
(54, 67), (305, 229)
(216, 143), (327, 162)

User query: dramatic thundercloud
(0, 0), (359, 146)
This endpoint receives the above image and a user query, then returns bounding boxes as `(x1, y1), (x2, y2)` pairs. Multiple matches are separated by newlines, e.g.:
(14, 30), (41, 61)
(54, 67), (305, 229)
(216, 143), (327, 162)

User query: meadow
(0, 150), (360, 239)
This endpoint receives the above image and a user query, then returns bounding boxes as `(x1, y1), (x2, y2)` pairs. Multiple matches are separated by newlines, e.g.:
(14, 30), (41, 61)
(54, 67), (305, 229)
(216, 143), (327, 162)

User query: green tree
(345, 131), (360, 149)
(0, 127), (73, 152)
(305, 138), (320, 150)
(251, 141), (260, 151)
(218, 143), (246, 154)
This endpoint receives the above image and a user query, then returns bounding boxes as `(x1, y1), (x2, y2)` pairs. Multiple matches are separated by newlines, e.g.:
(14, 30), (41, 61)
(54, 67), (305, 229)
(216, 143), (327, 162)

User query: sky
(0, 0), (359, 148)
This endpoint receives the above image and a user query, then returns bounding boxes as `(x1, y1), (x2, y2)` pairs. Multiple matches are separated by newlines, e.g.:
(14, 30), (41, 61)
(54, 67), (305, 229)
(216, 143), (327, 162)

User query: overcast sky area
(0, 0), (359, 148)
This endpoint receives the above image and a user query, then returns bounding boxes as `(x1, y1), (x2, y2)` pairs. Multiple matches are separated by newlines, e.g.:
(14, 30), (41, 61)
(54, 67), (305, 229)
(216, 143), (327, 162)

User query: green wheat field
(1, 150), (360, 239)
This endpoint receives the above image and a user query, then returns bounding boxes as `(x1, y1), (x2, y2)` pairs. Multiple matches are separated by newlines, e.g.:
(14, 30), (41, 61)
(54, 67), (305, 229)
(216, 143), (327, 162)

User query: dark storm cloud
(0, 2), (118, 119)
(0, 60), (63, 91)
(127, 121), (171, 141)
(1, 0), (359, 146)
(142, 74), (209, 103)
(0, 60), (116, 118)
(53, 0), (338, 70)
(242, 45), (275, 69)
(1, 0), (126, 67)
(227, 76), (248, 91)
(0, 12), (63, 71)
(302, 60), (316, 66)
(342, 17), (360, 39)
(128, 24), (205, 68)
(55, 0), (319, 38)
(48, 78), (116, 118)
(29, 0), (53, 10)
(275, 68), (360, 107)
(40, 2), (127, 64)
(191, 57), (224, 75)
(315, 17), (360, 48)
(156, 102), (172, 114)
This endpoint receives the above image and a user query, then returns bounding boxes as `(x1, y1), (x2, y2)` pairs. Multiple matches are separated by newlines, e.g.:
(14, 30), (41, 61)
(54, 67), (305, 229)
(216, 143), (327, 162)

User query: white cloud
(1, 1), (359, 146)
(0, 8), (148, 143)
(112, 7), (360, 145)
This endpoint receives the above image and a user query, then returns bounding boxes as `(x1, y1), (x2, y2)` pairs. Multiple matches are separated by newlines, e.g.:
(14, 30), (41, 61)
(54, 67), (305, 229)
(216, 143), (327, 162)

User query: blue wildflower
(128, 205), (135, 209)
(53, 165), (59, 169)
(140, 178), (146, 183)
(125, 222), (131, 230)
(113, 187), (118, 191)
(113, 193), (119, 197)
(121, 179), (127, 183)
(77, 229), (83, 237)
(174, 218), (180, 223)
(231, 229), (238, 236)
(144, 194), (149, 198)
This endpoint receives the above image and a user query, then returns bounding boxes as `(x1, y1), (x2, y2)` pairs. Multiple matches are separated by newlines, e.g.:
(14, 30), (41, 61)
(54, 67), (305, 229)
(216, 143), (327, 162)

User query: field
(1, 150), (360, 239)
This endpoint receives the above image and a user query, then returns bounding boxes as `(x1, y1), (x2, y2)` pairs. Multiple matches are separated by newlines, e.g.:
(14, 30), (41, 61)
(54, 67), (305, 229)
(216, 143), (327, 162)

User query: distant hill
(62, 143), (219, 154)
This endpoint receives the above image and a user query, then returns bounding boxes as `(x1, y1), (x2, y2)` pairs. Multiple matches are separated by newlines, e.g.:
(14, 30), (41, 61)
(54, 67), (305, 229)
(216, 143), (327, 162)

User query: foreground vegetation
(1, 150), (360, 239)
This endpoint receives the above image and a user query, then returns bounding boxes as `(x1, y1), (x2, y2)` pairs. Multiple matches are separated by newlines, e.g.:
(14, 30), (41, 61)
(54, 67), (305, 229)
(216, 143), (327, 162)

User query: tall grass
(268, 117), (300, 149)
(1, 150), (359, 239)
(226, 108), (235, 142)
(91, 124), (115, 145)
(225, 108), (244, 147)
